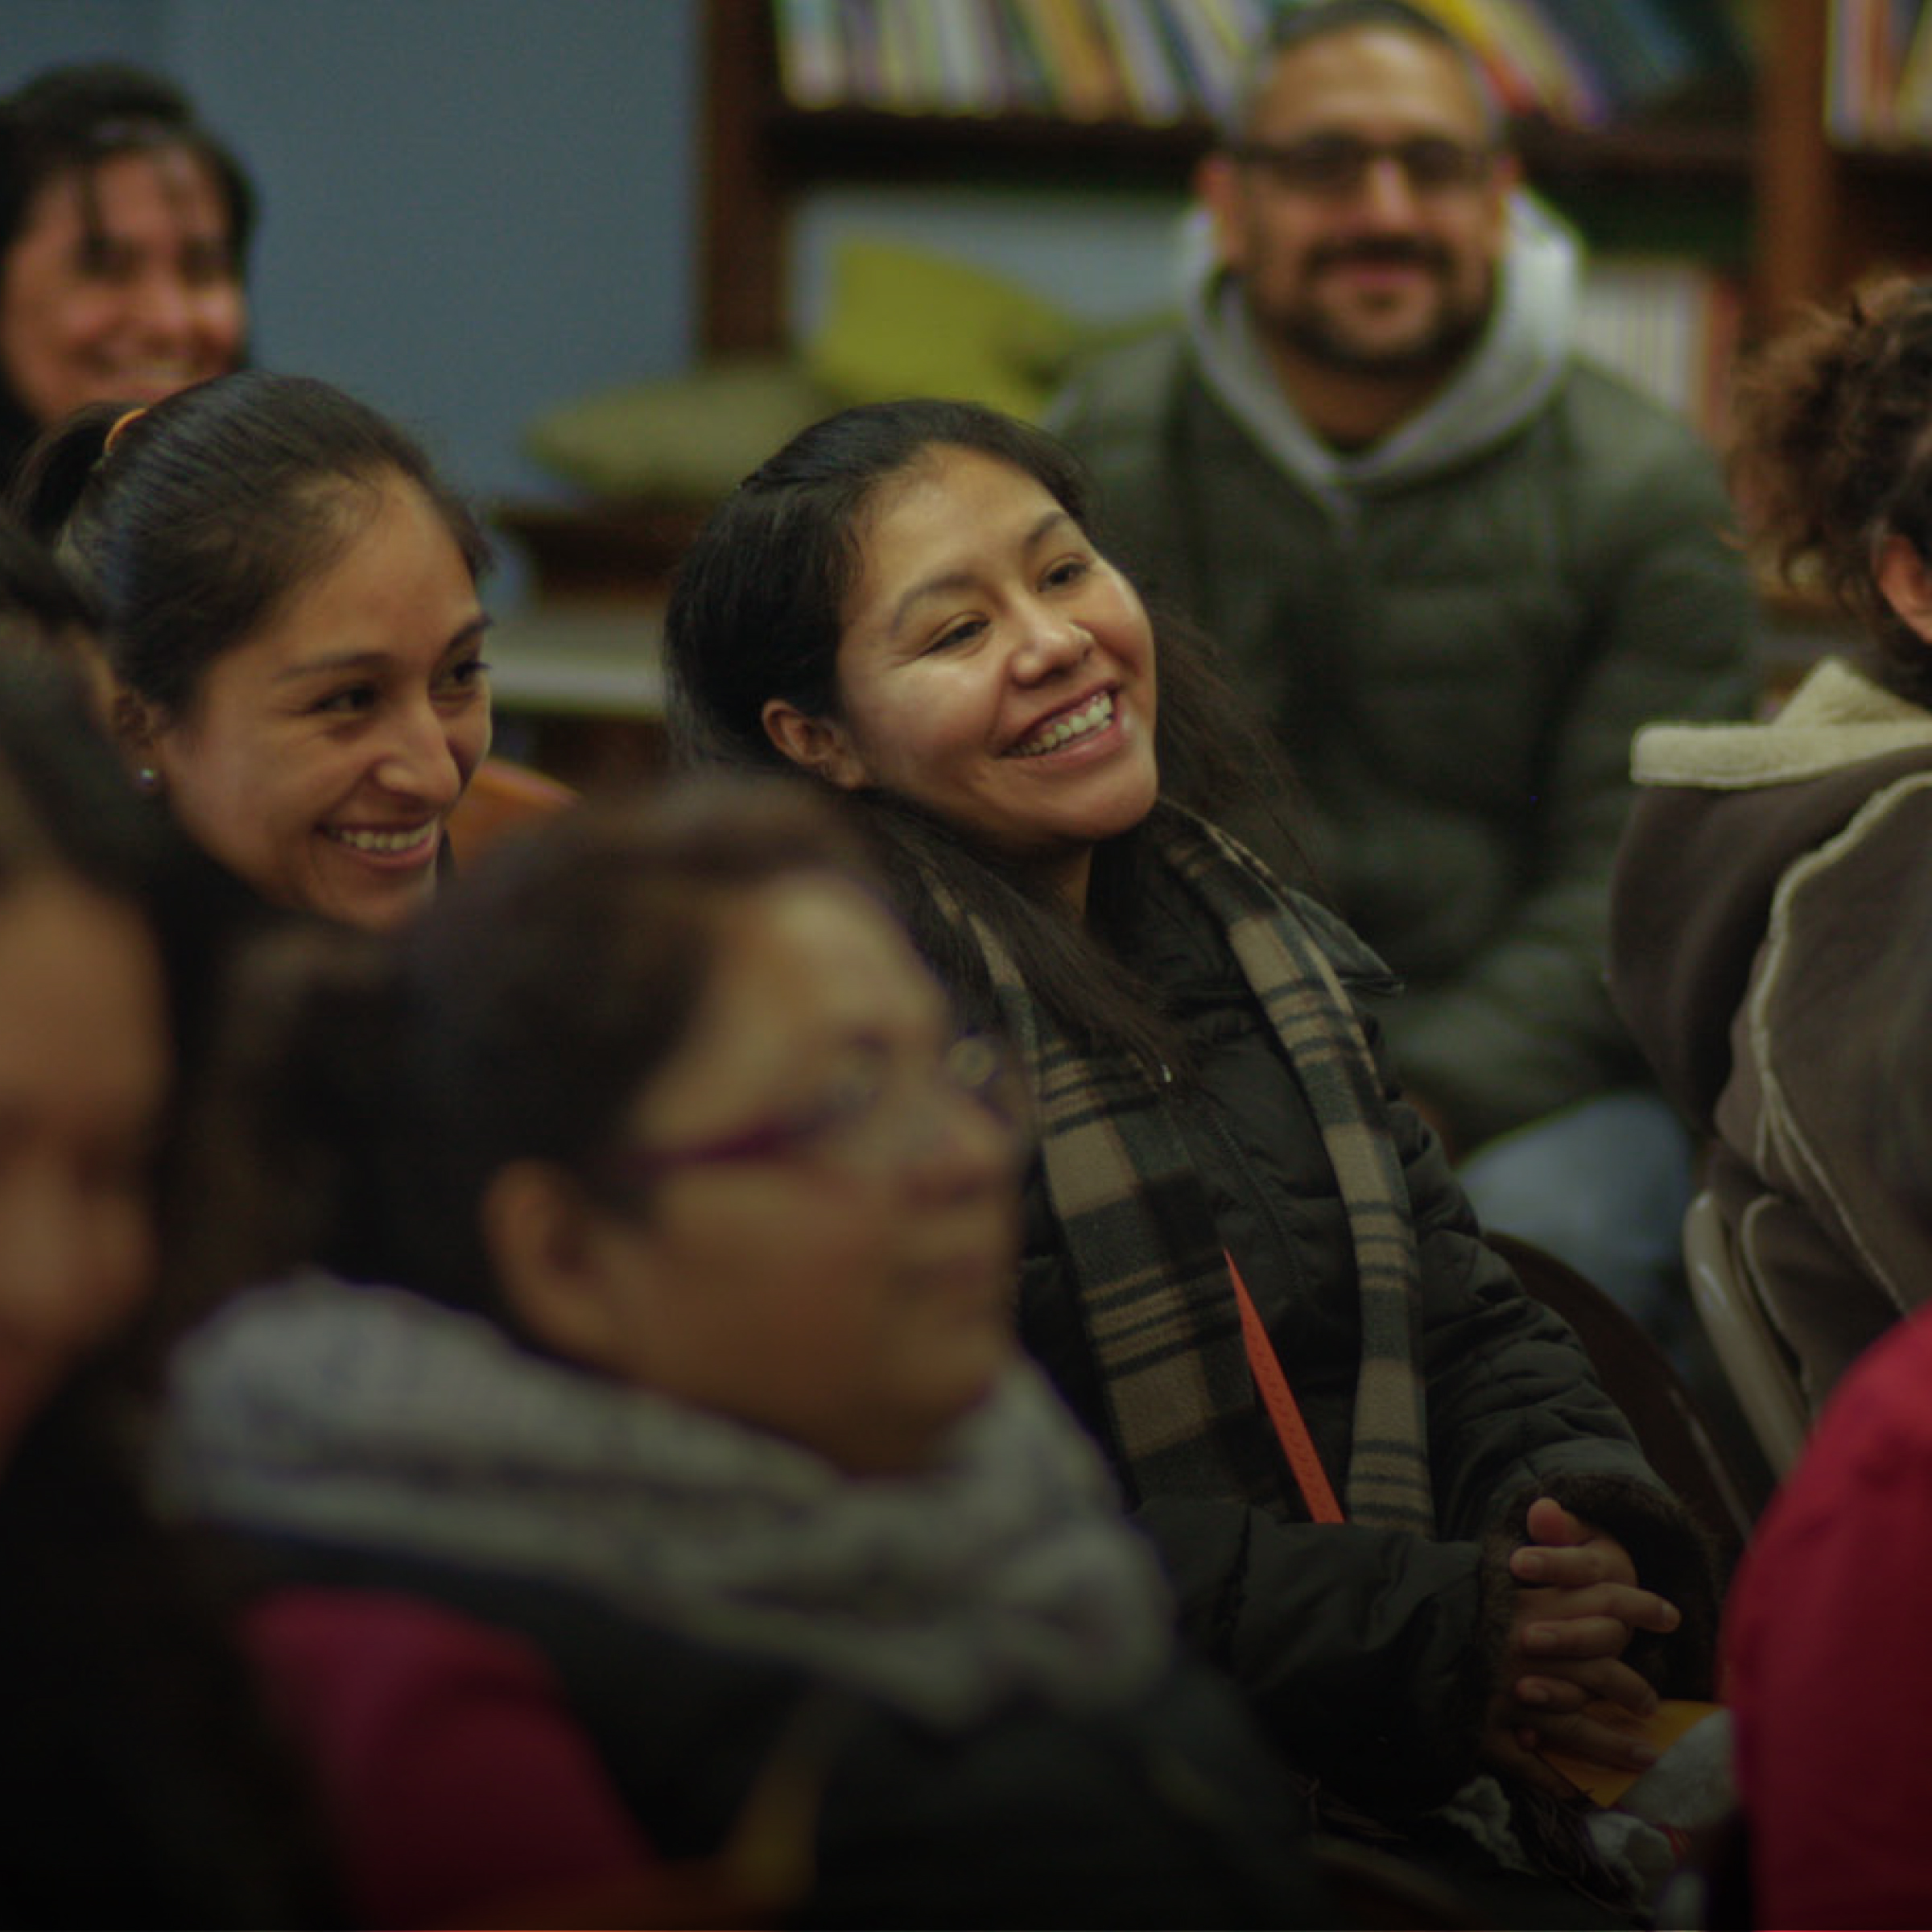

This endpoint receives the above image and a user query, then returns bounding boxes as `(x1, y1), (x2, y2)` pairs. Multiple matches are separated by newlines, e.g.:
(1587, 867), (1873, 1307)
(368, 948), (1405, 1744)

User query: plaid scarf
(938, 807), (1435, 1534)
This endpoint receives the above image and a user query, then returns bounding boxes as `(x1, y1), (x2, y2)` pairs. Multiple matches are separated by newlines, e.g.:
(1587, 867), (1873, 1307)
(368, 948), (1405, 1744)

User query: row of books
(770, 0), (1754, 130)
(774, 0), (1266, 122)
(1428, 1), (1753, 127)
(1825, 0), (1932, 142)
(1574, 257), (1742, 444)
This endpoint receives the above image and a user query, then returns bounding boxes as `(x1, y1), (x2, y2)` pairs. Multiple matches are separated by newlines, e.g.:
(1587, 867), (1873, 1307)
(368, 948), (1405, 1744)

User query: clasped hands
(1481, 1494), (1681, 1794)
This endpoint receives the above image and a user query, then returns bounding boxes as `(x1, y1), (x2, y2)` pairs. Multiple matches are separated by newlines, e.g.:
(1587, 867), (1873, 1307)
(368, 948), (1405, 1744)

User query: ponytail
(6, 401), (120, 551)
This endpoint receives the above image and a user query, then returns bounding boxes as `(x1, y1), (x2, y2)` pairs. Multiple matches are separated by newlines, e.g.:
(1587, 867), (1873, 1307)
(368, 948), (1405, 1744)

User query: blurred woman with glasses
(156, 774), (1330, 1930)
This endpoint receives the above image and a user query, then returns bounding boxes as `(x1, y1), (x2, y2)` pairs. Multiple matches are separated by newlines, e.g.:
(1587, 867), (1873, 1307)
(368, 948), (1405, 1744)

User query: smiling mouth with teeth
(1010, 691), (1116, 758)
(326, 824), (438, 857)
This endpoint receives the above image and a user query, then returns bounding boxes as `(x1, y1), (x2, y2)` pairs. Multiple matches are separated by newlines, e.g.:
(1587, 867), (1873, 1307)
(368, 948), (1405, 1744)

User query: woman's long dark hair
(664, 398), (1307, 1070)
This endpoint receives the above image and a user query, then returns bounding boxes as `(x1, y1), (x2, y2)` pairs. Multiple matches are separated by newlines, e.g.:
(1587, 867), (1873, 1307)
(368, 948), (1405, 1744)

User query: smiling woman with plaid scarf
(668, 398), (1719, 1925)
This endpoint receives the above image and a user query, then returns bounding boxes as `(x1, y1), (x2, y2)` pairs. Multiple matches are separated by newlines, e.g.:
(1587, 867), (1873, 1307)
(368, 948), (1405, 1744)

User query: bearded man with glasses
(1052, 0), (1757, 1350)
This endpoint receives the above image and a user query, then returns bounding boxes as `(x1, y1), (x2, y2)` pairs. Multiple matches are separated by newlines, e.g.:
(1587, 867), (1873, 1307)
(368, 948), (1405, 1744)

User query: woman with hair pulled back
(159, 774), (1331, 1930)
(665, 398), (1719, 1922)
(1611, 273), (1932, 1418)
(10, 367), (493, 931)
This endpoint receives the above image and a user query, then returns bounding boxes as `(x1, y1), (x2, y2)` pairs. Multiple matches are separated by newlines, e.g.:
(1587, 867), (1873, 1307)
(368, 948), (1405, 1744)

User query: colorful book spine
(1827, 0), (1932, 143)
(1094, 0), (1187, 122)
(869, 0), (927, 111)
(919, 0), (999, 112)
(991, 0), (1060, 113)
(1413, 0), (1554, 118)
(1465, 0), (1602, 124)
(1897, 0), (1932, 134)
(774, 0), (847, 108)
(1157, 0), (1250, 123)
(1009, 0), (1123, 118)
(831, 0), (886, 107)
(766, 0), (1751, 133)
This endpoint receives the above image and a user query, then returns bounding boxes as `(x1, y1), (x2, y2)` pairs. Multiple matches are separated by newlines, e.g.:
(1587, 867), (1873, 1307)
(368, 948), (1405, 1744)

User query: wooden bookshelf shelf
(1513, 118), (1755, 183)
(697, 0), (1932, 382)
(753, 105), (1757, 187)
(1831, 139), (1932, 169)
(699, 0), (1781, 358)
(758, 103), (1216, 181)
(1748, 0), (1932, 323)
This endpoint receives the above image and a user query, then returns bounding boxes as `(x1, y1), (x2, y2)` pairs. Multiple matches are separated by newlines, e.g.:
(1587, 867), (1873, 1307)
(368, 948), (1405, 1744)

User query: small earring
(134, 766), (160, 795)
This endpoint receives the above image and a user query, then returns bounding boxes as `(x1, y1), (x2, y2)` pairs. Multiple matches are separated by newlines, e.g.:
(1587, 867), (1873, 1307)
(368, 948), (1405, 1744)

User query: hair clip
(103, 406), (148, 456)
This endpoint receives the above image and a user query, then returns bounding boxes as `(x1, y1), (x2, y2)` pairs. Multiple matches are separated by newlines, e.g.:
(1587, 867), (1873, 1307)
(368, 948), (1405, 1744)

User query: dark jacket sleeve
(1134, 1145), (1714, 1811)
(1133, 1496), (1496, 1812)
(1381, 1013), (1720, 1695)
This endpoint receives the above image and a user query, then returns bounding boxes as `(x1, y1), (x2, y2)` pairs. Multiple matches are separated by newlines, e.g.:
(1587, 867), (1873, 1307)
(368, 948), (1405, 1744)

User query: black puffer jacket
(1018, 862), (1718, 1814)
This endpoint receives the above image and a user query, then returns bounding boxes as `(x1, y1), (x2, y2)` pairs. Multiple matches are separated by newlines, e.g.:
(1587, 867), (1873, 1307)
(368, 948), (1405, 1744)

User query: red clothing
(1726, 1305), (1932, 1928)
(245, 1588), (655, 1929)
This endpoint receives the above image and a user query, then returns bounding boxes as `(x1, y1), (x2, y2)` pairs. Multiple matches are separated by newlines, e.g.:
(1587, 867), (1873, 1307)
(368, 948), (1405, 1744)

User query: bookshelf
(699, 0), (1761, 374)
(1735, 0), (1932, 675)
(700, 2), (1221, 355)
(705, 2), (1932, 353)
(1755, 0), (1932, 328)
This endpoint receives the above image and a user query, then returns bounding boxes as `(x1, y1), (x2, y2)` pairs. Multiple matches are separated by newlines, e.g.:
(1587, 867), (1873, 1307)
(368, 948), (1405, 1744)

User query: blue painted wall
(0, 0), (1198, 545)
(0, 0), (164, 72)
(0, 0), (699, 509)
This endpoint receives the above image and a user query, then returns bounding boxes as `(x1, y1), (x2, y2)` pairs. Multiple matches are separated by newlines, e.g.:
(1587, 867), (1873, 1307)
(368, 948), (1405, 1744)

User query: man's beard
(1265, 237), (1490, 376)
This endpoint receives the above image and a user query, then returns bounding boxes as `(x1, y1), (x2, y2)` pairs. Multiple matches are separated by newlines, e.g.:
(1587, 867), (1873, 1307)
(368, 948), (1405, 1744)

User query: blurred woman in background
(0, 61), (251, 482)
(159, 777), (1330, 1930)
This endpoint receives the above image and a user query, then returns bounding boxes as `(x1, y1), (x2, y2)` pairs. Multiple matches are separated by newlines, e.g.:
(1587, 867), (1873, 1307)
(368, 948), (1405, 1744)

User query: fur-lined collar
(1633, 657), (1932, 790)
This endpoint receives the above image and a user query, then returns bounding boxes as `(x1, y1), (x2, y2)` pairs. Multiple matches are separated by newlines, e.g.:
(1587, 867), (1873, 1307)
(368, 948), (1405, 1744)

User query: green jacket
(1053, 204), (1757, 1150)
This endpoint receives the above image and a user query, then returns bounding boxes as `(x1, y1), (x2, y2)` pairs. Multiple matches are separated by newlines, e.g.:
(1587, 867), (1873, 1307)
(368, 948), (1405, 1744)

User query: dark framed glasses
(1228, 134), (1496, 199)
(602, 1031), (1031, 1185)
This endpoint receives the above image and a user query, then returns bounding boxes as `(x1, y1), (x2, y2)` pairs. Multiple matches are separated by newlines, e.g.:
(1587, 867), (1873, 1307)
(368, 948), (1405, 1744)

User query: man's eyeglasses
(603, 1033), (1031, 1185)
(1228, 134), (1496, 199)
